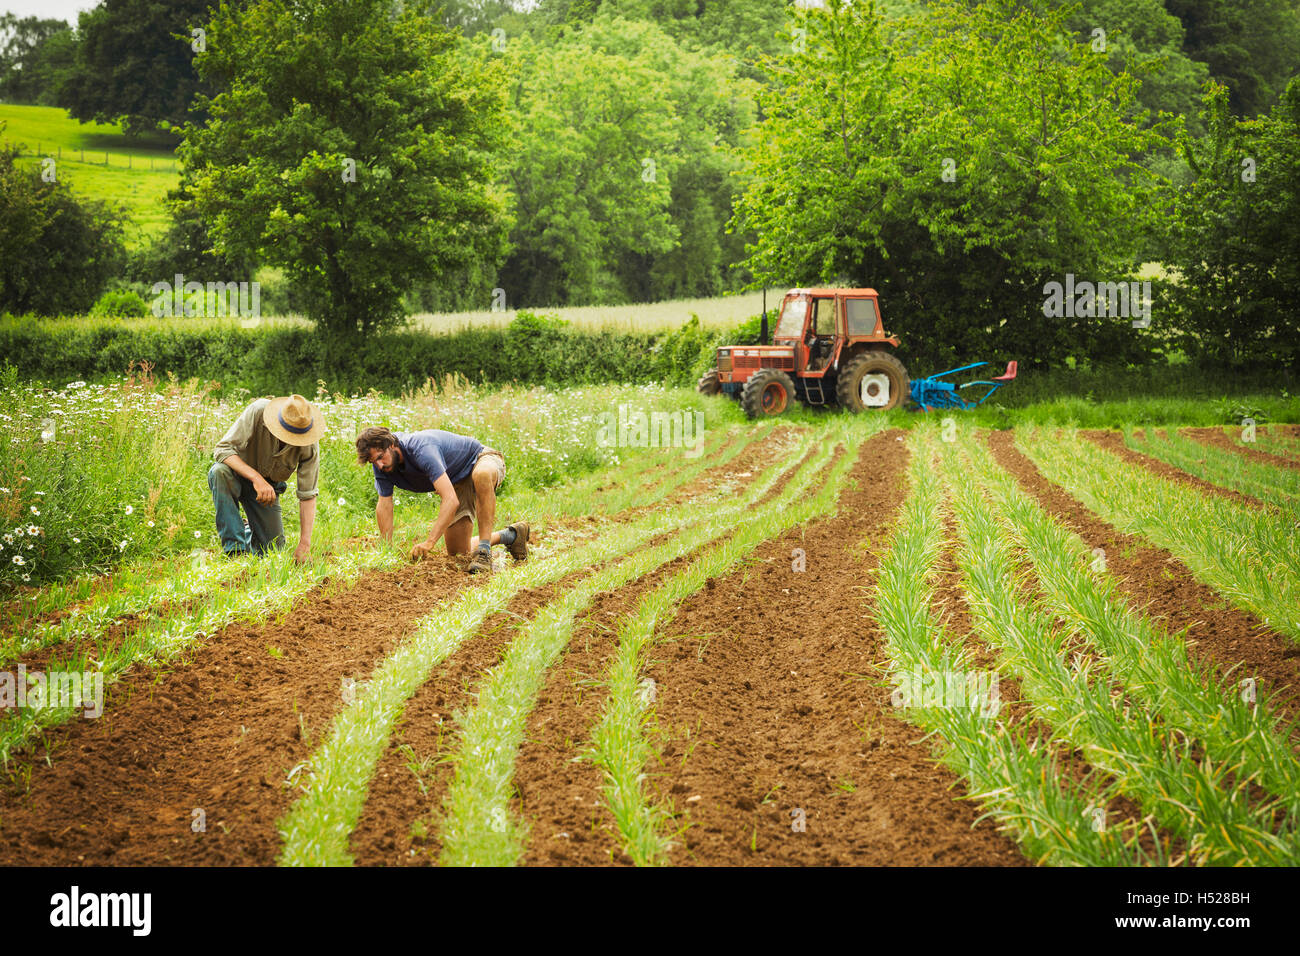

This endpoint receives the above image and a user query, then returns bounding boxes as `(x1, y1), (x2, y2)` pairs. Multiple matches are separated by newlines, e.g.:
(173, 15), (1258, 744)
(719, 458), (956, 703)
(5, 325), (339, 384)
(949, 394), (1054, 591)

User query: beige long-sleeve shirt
(213, 398), (319, 501)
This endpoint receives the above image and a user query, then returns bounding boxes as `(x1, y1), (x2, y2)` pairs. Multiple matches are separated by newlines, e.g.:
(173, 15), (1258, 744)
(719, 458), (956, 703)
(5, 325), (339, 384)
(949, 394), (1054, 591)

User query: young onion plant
(1017, 425), (1300, 647)
(957, 429), (1300, 829)
(877, 426), (1160, 866)
(942, 436), (1298, 865)
(1123, 427), (1300, 513)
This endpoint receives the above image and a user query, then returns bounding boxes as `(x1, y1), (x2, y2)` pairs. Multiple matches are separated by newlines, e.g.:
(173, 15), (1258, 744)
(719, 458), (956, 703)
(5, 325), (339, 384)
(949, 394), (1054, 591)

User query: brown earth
(1081, 430), (1264, 509)
(1182, 427), (1300, 473)
(628, 430), (1028, 865)
(0, 559), (475, 865)
(512, 430), (813, 866)
(347, 430), (807, 865)
(987, 430), (1300, 719)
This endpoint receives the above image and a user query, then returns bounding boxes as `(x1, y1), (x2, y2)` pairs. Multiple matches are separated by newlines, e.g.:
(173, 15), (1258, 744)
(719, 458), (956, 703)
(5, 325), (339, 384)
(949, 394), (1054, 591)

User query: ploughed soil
(0, 560), (473, 866)
(0, 430), (789, 868)
(1082, 430), (1264, 509)
(512, 429), (812, 866)
(988, 431), (1300, 720)
(529, 430), (1027, 866)
(348, 430), (805, 865)
(1182, 427), (1300, 473)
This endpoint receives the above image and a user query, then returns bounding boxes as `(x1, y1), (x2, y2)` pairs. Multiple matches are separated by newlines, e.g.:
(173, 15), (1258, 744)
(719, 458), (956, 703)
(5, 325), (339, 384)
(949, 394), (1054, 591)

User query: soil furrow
(1081, 430), (1265, 509)
(515, 429), (816, 866)
(987, 430), (1300, 719)
(1181, 427), (1300, 473)
(0, 559), (474, 865)
(642, 430), (1027, 865)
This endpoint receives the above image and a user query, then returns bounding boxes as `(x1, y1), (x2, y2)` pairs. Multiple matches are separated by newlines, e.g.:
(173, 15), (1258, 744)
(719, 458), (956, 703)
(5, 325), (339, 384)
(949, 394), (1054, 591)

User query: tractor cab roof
(786, 288), (879, 297)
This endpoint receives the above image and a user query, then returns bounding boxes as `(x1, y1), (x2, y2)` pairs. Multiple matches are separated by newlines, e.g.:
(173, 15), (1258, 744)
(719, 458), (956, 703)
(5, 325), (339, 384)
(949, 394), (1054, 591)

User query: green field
(0, 104), (179, 248)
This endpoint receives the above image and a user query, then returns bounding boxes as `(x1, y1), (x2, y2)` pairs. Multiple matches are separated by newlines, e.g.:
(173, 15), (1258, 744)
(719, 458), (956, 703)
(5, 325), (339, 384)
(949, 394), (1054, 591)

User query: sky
(2, 1), (98, 25)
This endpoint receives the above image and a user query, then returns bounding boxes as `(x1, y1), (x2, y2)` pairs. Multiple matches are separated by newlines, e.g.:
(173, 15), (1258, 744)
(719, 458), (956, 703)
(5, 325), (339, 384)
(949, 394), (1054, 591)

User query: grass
(408, 290), (768, 334)
(0, 104), (179, 248)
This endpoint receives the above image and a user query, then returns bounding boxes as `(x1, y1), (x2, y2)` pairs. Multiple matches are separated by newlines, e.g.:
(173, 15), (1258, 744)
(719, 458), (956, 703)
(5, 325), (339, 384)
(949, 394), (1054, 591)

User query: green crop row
(1124, 427), (1300, 512)
(1017, 426), (1300, 647)
(876, 426), (1157, 865)
(955, 429), (1300, 826)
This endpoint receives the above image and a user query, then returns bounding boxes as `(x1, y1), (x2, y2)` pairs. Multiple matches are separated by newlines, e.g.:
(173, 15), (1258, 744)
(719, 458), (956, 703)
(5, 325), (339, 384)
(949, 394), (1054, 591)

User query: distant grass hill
(0, 104), (179, 249)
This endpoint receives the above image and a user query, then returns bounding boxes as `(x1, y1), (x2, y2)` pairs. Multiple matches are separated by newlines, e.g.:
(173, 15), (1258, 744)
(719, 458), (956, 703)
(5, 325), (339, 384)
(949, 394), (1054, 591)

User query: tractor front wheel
(740, 369), (796, 419)
(697, 368), (721, 396)
(836, 351), (909, 412)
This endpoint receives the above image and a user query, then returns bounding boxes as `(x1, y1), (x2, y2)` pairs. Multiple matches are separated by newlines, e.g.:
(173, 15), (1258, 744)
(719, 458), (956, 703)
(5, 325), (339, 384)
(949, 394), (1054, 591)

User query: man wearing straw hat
(208, 394), (324, 562)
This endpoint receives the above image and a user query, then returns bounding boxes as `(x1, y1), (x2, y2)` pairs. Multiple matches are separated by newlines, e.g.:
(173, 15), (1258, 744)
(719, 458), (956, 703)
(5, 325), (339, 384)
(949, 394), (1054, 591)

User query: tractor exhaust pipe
(760, 286), (768, 344)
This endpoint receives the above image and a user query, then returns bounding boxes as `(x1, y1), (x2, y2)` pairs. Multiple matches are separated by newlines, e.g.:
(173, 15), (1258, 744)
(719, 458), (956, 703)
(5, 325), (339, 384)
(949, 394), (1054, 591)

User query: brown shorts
(450, 448), (505, 527)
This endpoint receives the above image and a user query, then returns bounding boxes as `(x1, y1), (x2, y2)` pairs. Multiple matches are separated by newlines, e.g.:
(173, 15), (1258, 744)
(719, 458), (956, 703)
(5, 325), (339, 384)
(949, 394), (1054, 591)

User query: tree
(58, 0), (224, 136)
(497, 14), (755, 306)
(0, 15), (74, 105)
(1165, 0), (1300, 116)
(1170, 79), (1300, 368)
(1057, 0), (1208, 128)
(0, 133), (126, 316)
(179, 0), (511, 338)
(730, 0), (1172, 369)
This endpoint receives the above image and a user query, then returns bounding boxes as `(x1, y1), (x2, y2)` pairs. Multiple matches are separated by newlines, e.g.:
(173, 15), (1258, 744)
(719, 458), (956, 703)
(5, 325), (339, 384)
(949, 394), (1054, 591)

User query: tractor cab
(700, 288), (908, 417)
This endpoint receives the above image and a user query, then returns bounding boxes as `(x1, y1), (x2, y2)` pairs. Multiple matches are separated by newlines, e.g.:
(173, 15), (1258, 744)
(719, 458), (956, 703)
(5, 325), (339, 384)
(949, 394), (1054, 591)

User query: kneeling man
(209, 394), (322, 562)
(356, 426), (529, 573)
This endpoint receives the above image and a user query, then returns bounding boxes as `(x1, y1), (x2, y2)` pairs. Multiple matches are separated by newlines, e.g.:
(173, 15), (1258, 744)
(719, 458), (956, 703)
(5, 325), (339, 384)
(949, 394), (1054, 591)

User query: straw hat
(263, 394), (326, 446)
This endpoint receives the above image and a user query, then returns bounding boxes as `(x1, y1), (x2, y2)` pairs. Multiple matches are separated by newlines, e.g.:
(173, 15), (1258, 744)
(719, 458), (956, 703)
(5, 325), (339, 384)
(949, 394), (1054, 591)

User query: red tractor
(698, 288), (908, 418)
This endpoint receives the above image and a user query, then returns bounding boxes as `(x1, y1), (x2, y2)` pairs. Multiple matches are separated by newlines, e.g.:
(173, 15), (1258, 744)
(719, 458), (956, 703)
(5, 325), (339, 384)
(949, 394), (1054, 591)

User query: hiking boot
(507, 521), (530, 562)
(467, 547), (493, 575)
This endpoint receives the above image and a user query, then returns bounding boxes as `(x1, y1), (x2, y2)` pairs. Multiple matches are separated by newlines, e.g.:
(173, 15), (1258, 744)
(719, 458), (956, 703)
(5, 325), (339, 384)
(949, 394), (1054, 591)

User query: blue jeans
(207, 462), (287, 555)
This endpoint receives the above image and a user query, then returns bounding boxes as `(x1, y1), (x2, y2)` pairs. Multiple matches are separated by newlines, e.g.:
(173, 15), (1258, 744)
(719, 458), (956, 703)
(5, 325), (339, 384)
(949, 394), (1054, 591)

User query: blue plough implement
(909, 360), (1018, 411)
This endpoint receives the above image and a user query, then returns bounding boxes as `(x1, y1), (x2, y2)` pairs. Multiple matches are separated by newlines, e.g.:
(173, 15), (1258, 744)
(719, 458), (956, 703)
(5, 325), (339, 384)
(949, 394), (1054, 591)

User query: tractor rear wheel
(837, 351), (908, 412)
(697, 369), (721, 395)
(740, 369), (796, 419)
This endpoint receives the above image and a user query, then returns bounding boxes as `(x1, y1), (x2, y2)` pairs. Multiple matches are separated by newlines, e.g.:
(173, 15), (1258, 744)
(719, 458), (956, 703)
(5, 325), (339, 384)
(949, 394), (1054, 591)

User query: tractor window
(846, 298), (879, 336)
(773, 296), (808, 338)
(812, 298), (837, 336)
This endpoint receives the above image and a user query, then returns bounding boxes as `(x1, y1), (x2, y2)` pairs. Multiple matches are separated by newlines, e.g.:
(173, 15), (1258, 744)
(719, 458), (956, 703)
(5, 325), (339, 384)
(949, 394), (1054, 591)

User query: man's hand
(410, 541), (434, 562)
(293, 544), (310, 565)
(253, 475), (276, 505)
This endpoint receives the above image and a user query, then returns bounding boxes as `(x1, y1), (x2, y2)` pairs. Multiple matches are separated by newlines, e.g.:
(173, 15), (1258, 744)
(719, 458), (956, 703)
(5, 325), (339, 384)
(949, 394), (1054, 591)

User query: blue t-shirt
(373, 430), (484, 498)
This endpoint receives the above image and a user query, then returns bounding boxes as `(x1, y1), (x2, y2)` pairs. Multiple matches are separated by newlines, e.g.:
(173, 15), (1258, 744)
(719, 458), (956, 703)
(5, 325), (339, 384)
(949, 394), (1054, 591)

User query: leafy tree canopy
(179, 0), (512, 337)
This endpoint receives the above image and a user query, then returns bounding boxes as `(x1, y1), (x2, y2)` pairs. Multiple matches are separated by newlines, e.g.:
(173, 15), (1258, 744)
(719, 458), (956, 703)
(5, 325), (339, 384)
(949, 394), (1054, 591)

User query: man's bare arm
(376, 495), (395, 541)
